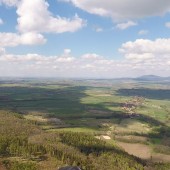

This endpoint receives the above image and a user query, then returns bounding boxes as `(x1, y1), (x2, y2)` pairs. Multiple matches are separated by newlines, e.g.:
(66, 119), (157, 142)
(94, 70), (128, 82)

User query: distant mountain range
(134, 75), (170, 81)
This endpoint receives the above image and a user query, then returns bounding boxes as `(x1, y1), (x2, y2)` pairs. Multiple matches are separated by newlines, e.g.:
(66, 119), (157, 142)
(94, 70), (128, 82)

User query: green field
(0, 78), (170, 169)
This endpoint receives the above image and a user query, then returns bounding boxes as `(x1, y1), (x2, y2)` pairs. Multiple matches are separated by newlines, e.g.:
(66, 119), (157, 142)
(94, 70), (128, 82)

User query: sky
(0, 0), (170, 78)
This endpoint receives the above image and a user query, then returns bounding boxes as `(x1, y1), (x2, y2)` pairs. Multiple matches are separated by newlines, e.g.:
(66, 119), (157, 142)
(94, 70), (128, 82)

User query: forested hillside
(0, 110), (170, 170)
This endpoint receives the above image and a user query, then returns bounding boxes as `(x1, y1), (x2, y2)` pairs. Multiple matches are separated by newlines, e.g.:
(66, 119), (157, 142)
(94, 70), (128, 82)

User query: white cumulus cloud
(119, 38), (170, 73)
(81, 53), (103, 60)
(16, 0), (85, 33)
(116, 21), (137, 30)
(0, 47), (169, 78)
(64, 0), (170, 21)
(0, 0), (85, 47)
(0, 32), (46, 47)
(125, 53), (155, 62)
(20, 32), (46, 45)
(119, 38), (170, 54)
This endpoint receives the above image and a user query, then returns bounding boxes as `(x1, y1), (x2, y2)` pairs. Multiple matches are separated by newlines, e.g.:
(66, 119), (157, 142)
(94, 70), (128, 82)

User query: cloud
(125, 53), (154, 62)
(56, 57), (75, 63)
(0, 48), (5, 55)
(63, 49), (72, 55)
(20, 32), (46, 45)
(0, 47), (169, 78)
(81, 53), (103, 60)
(0, 0), (19, 6)
(0, 33), (24, 47)
(138, 30), (149, 35)
(0, 0), (86, 34)
(0, 0), (85, 47)
(119, 38), (170, 73)
(165, 22), (170, 28)
(16, 0), (85, 33)
(0, 32), (46, 47)
(0, 51), (115, 77)
(95, 27), (103, 32)
(116, 21), (137, 30)
(0, 18), (3, 25)
(64, 0), (170, 21)
(119, 38), (170, 54)
(92, 25), (103, 32)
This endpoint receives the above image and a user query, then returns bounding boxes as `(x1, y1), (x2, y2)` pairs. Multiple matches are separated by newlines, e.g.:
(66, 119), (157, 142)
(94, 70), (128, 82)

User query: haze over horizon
(0, 0), (170, 78)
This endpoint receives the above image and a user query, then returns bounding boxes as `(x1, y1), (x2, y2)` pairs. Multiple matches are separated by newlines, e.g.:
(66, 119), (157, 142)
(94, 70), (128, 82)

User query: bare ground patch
(152, 153), (170, 163)
(117, 142), (151, 159)
(117, 142), (170, 163)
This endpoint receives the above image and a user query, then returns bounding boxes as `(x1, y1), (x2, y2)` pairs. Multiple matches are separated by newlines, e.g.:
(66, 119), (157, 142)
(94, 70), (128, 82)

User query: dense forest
(0, 110), (169, 170)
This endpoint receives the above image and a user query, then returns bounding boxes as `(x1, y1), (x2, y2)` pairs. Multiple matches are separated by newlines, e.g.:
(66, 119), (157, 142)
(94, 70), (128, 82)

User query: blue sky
(0, 0), (170, 78)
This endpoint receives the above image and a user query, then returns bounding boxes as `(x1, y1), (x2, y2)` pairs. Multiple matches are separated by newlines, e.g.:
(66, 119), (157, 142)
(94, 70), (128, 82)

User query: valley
(0, 78), (170, 169)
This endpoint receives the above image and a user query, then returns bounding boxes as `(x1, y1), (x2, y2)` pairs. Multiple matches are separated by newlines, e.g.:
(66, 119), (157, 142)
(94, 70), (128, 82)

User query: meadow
(0, 78), (170, 169)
